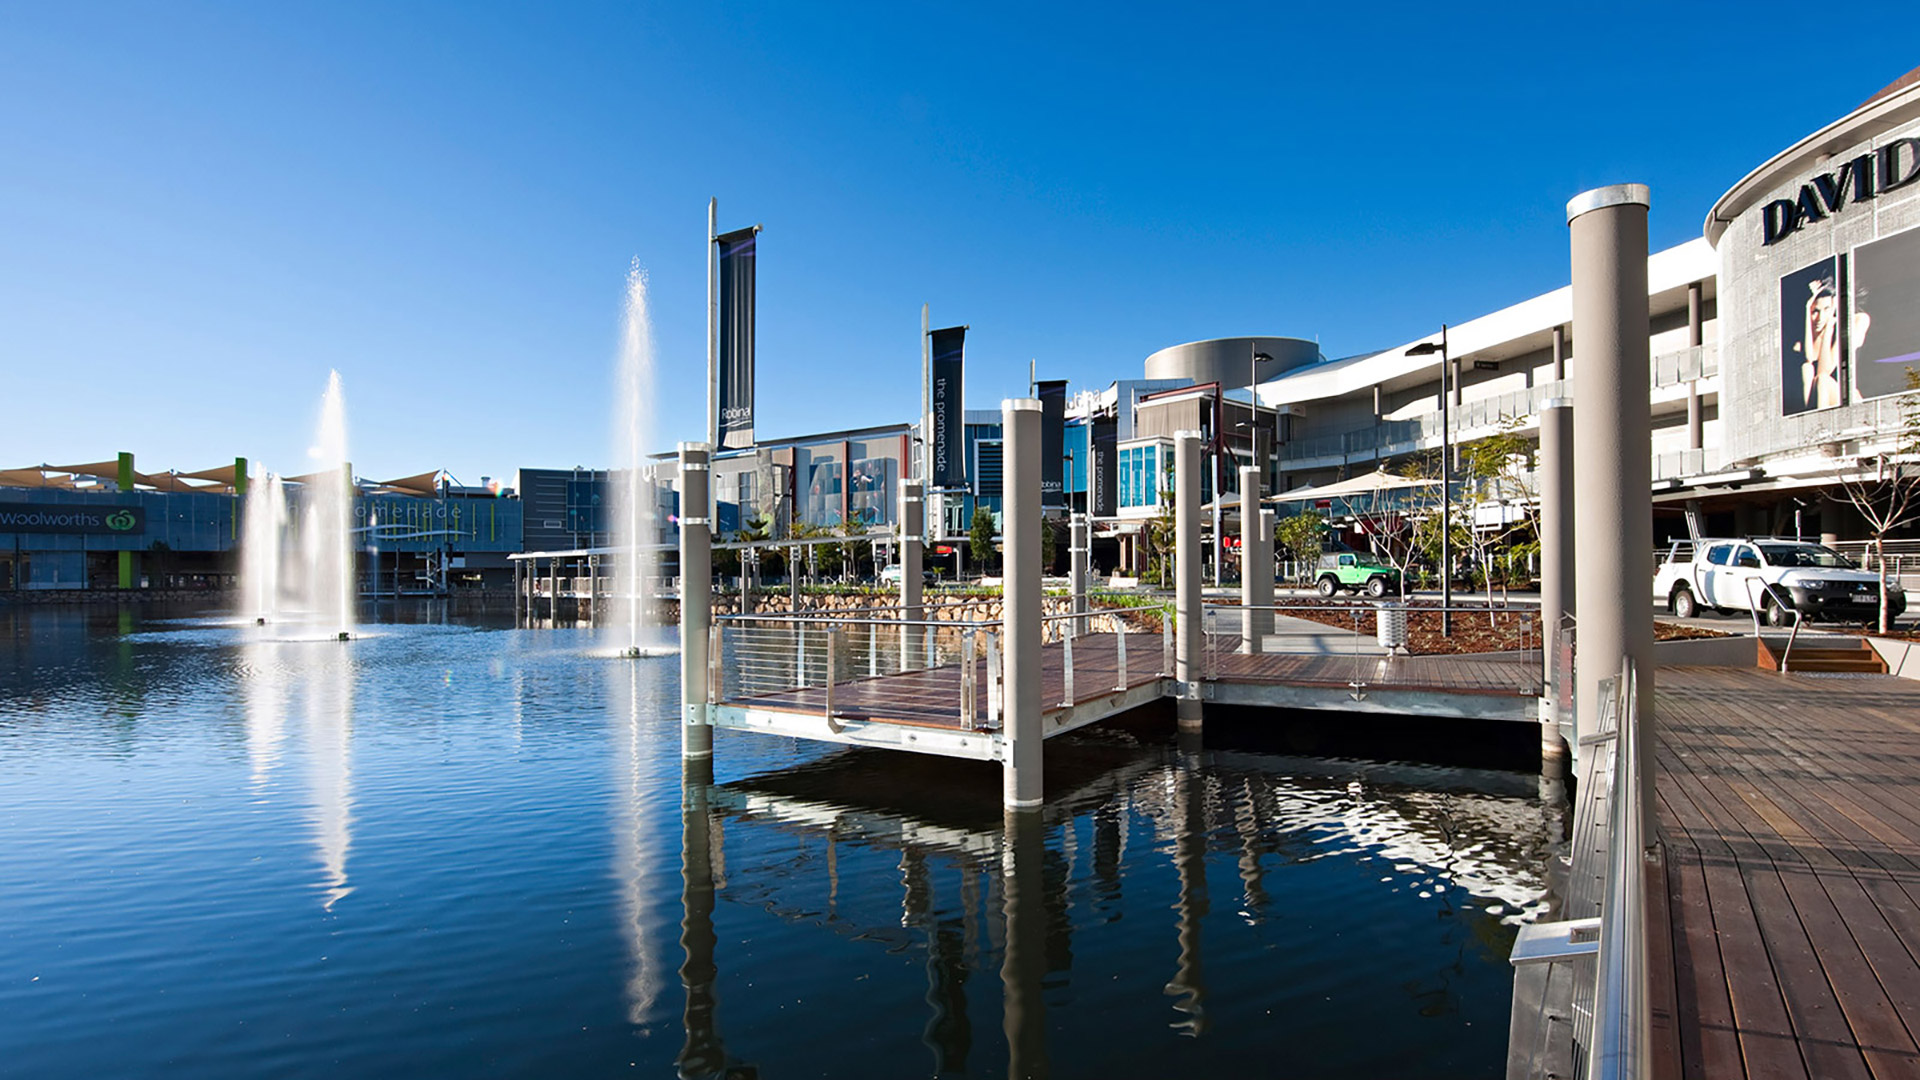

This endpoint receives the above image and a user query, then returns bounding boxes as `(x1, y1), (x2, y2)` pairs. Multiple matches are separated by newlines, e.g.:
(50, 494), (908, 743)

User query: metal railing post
(987, 632), (1002, 729)
(708, 624), (724, 703)
(960, 627), (976, 731)
(824, 627), (839, 720)
(1061, 630), (1074, 707)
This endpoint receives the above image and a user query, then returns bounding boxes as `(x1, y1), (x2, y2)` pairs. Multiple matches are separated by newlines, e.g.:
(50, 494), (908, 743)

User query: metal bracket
(1509, 917), (1601, 965)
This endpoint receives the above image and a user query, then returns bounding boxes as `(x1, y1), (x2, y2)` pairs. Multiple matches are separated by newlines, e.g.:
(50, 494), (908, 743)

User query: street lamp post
(1407, 327), (1453, 636)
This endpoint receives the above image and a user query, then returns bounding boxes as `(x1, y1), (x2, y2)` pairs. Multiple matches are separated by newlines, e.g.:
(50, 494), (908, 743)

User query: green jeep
(1314, 552), (1401, 598)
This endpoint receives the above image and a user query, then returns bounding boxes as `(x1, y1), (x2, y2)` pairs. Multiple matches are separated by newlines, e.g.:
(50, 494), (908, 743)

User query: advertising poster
(1780, 256), (1844, 416)
(716, 227), (757, 449)
(1852, 226), (1920, 401)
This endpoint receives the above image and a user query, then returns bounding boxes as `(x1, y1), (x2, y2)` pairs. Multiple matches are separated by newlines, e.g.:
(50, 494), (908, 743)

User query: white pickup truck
(1653, 538), (1905, 626)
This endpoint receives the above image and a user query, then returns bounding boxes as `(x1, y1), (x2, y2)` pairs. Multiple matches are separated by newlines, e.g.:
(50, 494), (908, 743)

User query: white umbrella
(1268, 470), (1440, 503)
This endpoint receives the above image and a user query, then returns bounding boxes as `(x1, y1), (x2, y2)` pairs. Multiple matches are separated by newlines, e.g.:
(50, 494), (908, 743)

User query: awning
(1269, 470), (1440, 503)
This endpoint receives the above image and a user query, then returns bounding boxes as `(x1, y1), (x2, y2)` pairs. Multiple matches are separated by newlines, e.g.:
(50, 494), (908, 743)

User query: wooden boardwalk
(725, 633), (1167, 732)
(1654, 666), (1920, 1080)
(721, 633), (1543, 732)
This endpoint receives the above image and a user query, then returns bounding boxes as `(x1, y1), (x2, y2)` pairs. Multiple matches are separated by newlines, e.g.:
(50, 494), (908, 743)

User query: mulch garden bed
(1247, 598), (1729, 656)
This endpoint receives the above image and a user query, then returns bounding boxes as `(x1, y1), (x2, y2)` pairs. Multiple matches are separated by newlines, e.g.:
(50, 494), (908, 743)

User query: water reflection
(244, 640), (288, 791)
(617, 661), (669, 1024)
(685, 724), (1556, 1076)
(303, 649), (354, 911)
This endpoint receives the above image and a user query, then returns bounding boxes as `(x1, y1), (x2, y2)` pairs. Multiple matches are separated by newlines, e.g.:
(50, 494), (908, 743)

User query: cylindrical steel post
(1239, 465), (1270, 654)
(1174, 430), (1204, 731)
(901, 480), (925, 669)
(1539, 399), (1575, 768)
(679, 442), (714, 758)
(1002, 399), (1044, 808)
(901, 479), (924, 615)
(1539, 399), (1576, 660)
(1568, 185), (1655, 772)
(1069, 513), (1089, 636)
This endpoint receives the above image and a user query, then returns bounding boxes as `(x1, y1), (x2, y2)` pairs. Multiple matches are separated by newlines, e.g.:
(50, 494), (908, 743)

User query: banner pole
(921, 303), (932, 541)
(707, 198), (718, 453)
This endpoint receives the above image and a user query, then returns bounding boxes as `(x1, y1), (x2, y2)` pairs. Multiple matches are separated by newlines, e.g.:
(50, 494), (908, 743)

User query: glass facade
(1118, 443), (1161, 510)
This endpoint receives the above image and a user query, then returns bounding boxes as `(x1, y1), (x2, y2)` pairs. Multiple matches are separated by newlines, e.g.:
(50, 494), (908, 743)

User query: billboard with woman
(1781, 256), (1844, 415)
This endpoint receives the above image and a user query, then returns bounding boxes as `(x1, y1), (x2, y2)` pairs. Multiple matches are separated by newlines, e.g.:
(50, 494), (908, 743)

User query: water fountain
(613, 262), (673, 658)
(241, 472), (286, 624)
(291, 370), (356, 641)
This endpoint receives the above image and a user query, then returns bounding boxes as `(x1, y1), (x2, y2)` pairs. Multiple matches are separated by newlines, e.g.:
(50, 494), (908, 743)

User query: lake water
(0, 603), (1561, 1078)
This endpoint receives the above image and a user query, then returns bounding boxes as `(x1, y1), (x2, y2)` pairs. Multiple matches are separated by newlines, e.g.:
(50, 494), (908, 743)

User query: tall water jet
(302, 371), (356, 639)
(241, 471), (287, 623)
(612, 262), (666, 656)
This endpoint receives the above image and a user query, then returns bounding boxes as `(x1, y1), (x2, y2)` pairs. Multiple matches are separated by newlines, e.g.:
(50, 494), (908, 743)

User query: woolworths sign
(0, 503), (147, 535)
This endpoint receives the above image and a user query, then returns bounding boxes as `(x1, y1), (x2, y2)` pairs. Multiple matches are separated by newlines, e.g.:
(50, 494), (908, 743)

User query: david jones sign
(1762, 137), (1920, 245)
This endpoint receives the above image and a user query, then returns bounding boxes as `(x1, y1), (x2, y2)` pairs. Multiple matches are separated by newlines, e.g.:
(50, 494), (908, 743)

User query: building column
(1174, 430), (1203, 731)
(1552, 325), (1567, 383)
(679, 442), (714, 757)
(117, 451), (138, 589)
(1567, 185), (1655, 784)
(1002, 398), (1044, 809)
(1239, 465), (1270, 653)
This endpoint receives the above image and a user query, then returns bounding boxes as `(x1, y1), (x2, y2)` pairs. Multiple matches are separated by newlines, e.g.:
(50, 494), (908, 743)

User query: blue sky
(2, 2), (1915, 484)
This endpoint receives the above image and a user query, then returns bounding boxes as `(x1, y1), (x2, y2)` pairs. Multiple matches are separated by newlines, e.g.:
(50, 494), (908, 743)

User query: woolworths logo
(0, 502), (146, 535)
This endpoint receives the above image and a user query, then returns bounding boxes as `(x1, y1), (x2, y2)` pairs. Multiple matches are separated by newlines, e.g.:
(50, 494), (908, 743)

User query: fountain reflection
(616, 661), (669, 1025)
(243, 640), (288, 790)
(302, 648), (354, 910)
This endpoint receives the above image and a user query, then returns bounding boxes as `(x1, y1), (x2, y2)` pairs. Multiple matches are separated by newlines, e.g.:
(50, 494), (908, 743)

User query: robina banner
(0, 503), (147, 535)
(930, 326), (966, 490)
(1037, 379), (1067, 510)
(716, 226), (758, 451)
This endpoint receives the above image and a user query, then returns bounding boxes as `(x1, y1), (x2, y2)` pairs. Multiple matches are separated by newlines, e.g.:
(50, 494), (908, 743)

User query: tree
(1831, 369), (1920, 633)
(836, 518), (870, 583)
(1144, 460), (1176, 588)
(1040, 518), (1058, 573)
(1274, 511), (1328, 582)
(968, 507), (998, 575)
(1455, 419), (1539, 612)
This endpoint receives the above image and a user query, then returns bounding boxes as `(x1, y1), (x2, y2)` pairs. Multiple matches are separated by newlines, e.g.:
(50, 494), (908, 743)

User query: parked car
(1313, 551), (1402, 598)
(877, 565), (939, 588)
(1653, 537), (1904, 626)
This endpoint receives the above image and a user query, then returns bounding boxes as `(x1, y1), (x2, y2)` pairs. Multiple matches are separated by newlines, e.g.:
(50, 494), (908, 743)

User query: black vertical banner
(930, 327), (965, 489)
(716, 227), (757, 449)
(1091, 416), (1117, 518)
(1037, 379), (1066, 510)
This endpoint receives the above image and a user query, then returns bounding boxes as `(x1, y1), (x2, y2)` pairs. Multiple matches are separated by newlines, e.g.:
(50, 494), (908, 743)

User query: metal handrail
(1742, 576), (1803, 671)
(1589, 659), (1648, 1080)
(1506, 658), (1647, 1080)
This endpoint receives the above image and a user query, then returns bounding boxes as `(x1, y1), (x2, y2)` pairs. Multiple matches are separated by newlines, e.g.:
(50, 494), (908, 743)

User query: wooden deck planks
(721, 633), (1540, 730)
(1657, 668), (1920, 1080)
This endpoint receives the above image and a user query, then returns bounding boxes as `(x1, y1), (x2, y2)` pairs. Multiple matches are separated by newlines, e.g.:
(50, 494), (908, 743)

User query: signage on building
(716, 226), (758, 450)
(1037, 379), (1066, 510)
(1761, 138), (1920, 245)
(930, 326), (966, 489)
(0, 503), (147, 535)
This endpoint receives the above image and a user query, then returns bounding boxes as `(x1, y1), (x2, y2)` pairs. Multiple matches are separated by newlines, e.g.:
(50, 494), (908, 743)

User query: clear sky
(3, 3), (1915, 485)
